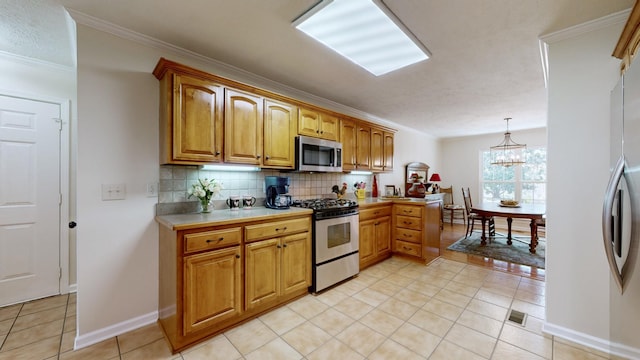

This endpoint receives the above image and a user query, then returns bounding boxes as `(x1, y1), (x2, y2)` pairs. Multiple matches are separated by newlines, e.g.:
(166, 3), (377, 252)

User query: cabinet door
(183, 246), (241, 335)
(245, 238), (280, 310)
(281, 232), (311, 296)
(319, 113), (339, 141)
(356, 125), (371, 169)
(224, 88), (263, 164)
(359, 219), (376, 266)
(340, 119), (357, 171)
(370, 127), (384, 171)
(383, 132), (394, 171)
(298, 108), (321, 138)
(264, 99), (297, 168)
(376, 216), (391, 255)
(172, 74), (223, 163)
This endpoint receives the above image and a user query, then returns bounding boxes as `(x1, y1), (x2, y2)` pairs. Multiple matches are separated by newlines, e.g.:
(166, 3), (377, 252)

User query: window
(480, 147), (546, 205)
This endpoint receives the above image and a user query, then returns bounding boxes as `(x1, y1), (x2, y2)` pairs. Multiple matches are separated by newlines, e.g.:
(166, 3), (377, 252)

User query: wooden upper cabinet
(370, 127), (384, 171)
(160, 72), (223, 164)
(340, 119), (358, 171)
(319, 113), (339, 141)
(224, 88), (263, 165)
(264, 99), (297, 169)
(383, 131), (394, 171)
(298, 107), (339, 141)
(356, 125), (371, 169)
(153, 58), (396, 168)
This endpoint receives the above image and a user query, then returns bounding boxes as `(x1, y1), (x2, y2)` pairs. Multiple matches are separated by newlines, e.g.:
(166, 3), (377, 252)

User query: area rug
(447, 231), (545, 269)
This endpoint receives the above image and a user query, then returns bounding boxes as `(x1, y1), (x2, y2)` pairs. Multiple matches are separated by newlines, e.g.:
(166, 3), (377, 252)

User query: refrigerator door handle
(602, 155), (625, 293)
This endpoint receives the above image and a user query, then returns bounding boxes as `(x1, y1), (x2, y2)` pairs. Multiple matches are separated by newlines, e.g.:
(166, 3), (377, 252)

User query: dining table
(471, 202), (546, 254)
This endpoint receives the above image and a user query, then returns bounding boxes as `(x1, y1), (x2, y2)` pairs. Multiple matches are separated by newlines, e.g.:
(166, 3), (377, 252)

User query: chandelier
(490, 118), (526, 167)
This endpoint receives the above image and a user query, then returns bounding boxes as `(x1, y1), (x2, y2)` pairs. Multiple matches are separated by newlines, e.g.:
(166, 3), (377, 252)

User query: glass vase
(200, 198), (211, 213)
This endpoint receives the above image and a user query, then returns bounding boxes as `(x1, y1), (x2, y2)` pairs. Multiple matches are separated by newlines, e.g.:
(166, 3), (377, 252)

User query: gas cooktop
(291, 198), (358, 210)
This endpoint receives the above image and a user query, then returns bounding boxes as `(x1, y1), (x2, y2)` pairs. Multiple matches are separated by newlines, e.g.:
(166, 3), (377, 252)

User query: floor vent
(508, 309), (527, 326)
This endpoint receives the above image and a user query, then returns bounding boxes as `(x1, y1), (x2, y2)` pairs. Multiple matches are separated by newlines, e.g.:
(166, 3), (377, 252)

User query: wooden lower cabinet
(359, 204), (392, 269)
(245, 232), (311, 311)
(158, 214), (311, 353)
(392, 201), (441, 262)
(183, 246), (241, 335)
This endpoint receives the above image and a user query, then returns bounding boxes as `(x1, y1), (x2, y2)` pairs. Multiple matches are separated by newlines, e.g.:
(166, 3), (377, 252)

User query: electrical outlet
(146, 182), (158, 197)
(101, 183), (126, 200)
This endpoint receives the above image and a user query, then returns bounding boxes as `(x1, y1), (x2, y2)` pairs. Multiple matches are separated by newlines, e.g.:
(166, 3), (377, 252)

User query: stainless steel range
(292, 198), (359, 293)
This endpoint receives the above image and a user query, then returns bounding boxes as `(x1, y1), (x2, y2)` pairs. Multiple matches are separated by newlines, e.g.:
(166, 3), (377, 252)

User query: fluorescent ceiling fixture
(293, 0), (430, 76)
(350, 170), (373, 175)
(201, 165), (261, 172)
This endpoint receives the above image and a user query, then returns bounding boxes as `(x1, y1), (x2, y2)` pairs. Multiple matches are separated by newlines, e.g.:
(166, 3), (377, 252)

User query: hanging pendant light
(490, 118), (526, 167)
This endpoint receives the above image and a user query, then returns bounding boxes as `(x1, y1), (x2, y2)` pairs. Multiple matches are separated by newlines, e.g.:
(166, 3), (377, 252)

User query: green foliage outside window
(481, 148), (546, 205)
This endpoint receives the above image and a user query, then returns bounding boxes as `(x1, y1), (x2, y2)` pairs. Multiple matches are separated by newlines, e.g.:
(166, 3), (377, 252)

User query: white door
(0, 94), (61, 306)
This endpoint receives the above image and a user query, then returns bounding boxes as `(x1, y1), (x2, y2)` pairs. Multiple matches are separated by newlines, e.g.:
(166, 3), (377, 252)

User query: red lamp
(429, 173), (441, 193)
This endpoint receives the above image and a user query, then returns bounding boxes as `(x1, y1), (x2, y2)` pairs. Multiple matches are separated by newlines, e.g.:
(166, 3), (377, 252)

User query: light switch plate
(102, 183), (126, 200)
(146, 182), (158, 197)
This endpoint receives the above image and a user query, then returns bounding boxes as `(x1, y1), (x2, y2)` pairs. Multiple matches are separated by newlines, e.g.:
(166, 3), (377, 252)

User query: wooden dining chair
(462, 187), (495, 239)
(440, 186), (465, 226)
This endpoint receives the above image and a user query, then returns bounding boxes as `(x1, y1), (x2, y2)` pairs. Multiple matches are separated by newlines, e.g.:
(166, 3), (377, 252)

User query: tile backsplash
(158, 165), (373, 213)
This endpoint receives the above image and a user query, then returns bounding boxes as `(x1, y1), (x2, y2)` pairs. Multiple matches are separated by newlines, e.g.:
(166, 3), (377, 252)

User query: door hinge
(59, 268), (62, 280)
(59, 193), (62, 205)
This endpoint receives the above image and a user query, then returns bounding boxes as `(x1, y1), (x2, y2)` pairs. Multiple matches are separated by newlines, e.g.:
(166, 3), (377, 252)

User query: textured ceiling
(1, 0), (634, 138)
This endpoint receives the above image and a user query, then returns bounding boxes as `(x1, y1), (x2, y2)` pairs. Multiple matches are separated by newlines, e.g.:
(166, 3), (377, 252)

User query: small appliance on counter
(265, 176), (293, 209)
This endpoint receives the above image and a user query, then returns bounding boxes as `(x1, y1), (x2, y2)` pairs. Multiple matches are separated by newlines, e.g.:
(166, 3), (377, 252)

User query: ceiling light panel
(293, 0), (430, 76)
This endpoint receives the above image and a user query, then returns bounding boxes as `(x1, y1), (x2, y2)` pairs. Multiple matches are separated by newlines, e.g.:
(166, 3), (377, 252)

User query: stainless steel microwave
(295, 135), (342, 172)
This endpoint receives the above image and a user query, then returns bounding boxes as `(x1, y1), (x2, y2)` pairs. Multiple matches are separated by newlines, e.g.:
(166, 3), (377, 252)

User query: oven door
(314, 214), (359, 264)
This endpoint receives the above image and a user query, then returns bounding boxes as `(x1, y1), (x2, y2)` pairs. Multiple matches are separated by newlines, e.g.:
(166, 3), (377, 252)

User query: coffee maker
(265, 176), (292, 209)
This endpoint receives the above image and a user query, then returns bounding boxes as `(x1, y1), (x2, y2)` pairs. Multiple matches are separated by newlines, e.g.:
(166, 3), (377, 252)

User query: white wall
(543, 17), (625, 351)
(440, 128), (547, 206)
(73, 23), (440, 347)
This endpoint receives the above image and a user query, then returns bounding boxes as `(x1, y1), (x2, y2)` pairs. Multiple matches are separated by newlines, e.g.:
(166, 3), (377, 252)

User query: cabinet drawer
(245, 217), (310, 242)
(394, 240), (421, 257)
(184, 227), (241, 253)
(394, 227), (421, 243)
(394, 205), (422, 218)
(395, 215), (422, 230)
(359, 206), (392, 221)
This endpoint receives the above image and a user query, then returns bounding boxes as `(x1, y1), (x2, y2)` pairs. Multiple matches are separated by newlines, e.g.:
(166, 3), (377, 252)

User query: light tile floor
(0, 256), (611, 360)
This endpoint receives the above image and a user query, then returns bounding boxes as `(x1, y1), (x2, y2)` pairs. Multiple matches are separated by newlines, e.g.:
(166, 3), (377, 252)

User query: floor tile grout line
(0, 303), (23, 352)
(56, 294), (70, 359)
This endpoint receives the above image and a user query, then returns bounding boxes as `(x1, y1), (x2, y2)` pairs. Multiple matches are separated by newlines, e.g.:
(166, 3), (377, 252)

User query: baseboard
(543, 321), (640, 359)
(74, 311), (158, 350)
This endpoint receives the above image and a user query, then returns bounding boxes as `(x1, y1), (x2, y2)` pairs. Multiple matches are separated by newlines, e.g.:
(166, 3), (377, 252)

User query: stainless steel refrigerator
(603, 53), (640, 358)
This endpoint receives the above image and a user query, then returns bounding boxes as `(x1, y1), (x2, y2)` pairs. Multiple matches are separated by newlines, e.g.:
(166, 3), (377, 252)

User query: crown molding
(537, 8), (631, 88)
(65, 8), (401, 131)
(0, 49), (75, 72)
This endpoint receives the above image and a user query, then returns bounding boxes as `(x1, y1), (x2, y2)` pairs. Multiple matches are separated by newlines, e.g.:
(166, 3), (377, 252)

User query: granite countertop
(156, 206), (313, 231)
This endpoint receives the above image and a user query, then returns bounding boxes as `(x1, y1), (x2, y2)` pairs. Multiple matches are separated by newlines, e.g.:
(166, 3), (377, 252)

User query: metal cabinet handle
(69, 221), (77, 229)
(206, 237), (224, 243)
(277, 244), (282, 248)
(265, 155), (270, 160)
(215, 151), (221, 156)
(235, 254), (240, 258)
(283, 243), (287, 248)
(256, 155), (261, 159)
(275, 227), (287, 231)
